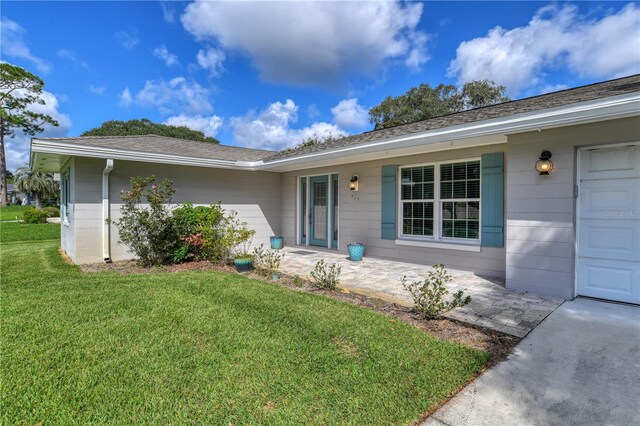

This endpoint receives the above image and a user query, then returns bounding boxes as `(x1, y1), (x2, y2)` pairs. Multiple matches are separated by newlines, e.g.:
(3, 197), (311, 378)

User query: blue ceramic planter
(234, 257), (253, 272)
(270, 236), (284, 250)
(347, 243), (366, 261)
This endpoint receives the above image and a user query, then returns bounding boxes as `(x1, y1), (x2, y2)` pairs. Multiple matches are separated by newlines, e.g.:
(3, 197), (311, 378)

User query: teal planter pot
(234, 257), (253, 272)
(347, 243), (365, 261)
(270, 236), (284, 250)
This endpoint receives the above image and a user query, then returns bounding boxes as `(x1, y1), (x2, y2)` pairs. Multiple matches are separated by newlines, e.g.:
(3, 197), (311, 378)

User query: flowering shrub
(173, 202), (255, 262)
(113, 176), (179, 266)
(310, 259), (341, 290)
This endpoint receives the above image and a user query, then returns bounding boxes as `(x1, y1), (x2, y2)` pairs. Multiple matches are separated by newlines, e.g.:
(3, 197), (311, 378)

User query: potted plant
(270, 235), (284, 250)
(231, 227), (256, 272)
(347, 242), (366, 261)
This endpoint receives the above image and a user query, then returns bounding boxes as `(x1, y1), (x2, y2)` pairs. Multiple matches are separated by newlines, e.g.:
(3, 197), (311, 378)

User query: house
(30, 75), (640, 303)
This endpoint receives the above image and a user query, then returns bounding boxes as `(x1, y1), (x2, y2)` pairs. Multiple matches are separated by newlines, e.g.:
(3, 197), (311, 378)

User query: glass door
(309, 175), (328, 246)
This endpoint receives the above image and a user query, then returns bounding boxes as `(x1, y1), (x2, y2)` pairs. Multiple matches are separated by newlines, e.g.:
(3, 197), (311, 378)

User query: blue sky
(2, 1), (639, 170)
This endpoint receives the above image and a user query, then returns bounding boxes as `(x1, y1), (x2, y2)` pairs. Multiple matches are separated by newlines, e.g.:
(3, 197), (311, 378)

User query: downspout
(102, 159), (114, 262)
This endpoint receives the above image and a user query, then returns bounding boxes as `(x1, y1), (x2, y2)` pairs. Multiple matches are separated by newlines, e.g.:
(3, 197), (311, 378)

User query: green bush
(173, 202), (255, 263)
(23, 209), (48, 224)
(310, 259), (341, 290)
(253, 244), (284, 275)
(42, 206), (60, 217)
(401, 264), (471, 320)
(112, 176), (179, 267)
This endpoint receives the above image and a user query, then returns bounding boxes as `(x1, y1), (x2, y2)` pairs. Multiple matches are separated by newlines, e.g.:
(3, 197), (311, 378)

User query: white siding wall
(68, 157), (281, 264)
(506, 116), (640, 299)
(280, 144), (507, 278)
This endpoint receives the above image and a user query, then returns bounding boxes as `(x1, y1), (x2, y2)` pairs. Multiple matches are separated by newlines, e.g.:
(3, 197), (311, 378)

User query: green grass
(0, 221), (60, 242)
(0, 205), (33, 221)
(0, 227), (489, 425)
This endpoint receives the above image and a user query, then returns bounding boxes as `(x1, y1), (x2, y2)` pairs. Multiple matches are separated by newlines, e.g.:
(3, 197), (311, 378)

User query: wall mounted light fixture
(535, 150), (554, 175)
(349, 174), (359, 191)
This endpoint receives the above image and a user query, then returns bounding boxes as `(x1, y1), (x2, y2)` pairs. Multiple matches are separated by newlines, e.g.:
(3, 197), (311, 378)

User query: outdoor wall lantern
(349, 174), (360, 191)
(535, 150), (554, 175)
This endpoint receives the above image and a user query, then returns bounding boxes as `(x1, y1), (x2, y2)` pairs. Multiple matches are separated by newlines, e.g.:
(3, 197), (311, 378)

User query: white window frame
(397, 157), (482, 245)
(62, 168), (71, 224)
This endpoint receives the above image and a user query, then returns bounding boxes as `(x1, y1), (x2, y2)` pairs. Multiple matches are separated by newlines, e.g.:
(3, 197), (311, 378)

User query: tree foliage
(369, 80), (510, 130)
(282, 132), (340, 154)
(0, 63), (59, 206)
(81, 118), (220, 143)
(14, 165), (59, 209)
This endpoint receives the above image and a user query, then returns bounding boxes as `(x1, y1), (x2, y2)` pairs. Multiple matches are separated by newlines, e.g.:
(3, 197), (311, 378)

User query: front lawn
(0, 221), (60, 242)
(0, 205), (32, 221)
(1, 226), (489, 424)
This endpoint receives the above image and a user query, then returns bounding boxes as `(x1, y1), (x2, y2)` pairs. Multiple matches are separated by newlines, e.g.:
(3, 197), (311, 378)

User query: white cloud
(160, 2), (175, 24)
(230, 99), (346, 150)
(181, 0), (429, 85)
(448, 3), (640, 95)
(120, 77), (212, 114)
(115, 28), (139, 49)
(331, 98), (369, 129)
(196, 48), (225, 77)
(0, 18), (51, 73)
(57, 49), (89, 69)
(4, 90), (71, 171)
(152, 45), (179, 67)
(163, 114), (223, 138)
(119, 87), (133, 108)
(88, 84), (106, 95)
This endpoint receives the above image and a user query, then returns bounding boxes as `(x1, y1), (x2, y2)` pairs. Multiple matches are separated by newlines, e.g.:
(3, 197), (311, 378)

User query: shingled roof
(38, 134), (275, 162)
(266, 74), (640, 161)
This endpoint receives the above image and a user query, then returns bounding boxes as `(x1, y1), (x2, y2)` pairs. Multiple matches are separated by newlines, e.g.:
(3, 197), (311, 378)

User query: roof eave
(256, 91), (640, 171)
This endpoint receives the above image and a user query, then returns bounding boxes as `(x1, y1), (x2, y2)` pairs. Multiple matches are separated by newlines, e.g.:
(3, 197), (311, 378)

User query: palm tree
(14, 165), (58, 209)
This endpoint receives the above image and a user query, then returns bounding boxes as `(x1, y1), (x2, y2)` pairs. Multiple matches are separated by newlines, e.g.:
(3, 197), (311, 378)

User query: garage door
(577, 144), (640, 304)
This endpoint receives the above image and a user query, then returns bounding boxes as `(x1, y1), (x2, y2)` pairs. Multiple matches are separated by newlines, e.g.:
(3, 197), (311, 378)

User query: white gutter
(102, 159), (114, 262)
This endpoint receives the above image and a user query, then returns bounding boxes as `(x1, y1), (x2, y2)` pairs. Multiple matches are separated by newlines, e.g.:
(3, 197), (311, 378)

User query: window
(62, 170), (71, 222)
(400, 165), (434, 236)
(399, 160), (480, 241)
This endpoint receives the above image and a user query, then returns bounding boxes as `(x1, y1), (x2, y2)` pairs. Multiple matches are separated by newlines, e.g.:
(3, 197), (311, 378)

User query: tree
(81, 118), (220, 143)
(369, 80), (510, 130)
(0, 63), (59, 207)
(5, 170), (14, 184)
(282, 133), (340, 154)
(14, 165), (58, 209)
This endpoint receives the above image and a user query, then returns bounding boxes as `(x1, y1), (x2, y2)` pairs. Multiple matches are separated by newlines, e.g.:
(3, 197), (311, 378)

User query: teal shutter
(481, 153), (504, 248)
(381, 165), (397, 240)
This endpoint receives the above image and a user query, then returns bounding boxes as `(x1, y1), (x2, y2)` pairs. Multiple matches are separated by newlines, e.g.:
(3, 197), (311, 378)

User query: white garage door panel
(579, 220), (640, 261)
(580, 179), (640, 218)
(580, 145), (640, 179)
(577, 144), (640, 304)
(578, 258), (639, 302)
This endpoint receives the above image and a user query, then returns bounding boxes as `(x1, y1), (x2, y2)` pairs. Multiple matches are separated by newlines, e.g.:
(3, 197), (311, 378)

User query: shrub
(112, 176), (179, 267)
(401, 264), (471, 320)
(173, 203), (255, 263)
(253, 244), (284, 275)
(293, 275), (304, 287)
(310, 259), (341, 290)
(42, 206), (60, 217)
(23, 209), (48, 224)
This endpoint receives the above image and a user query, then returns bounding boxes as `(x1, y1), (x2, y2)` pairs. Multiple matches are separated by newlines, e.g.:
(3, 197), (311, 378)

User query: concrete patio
(279, 247), (563, 337)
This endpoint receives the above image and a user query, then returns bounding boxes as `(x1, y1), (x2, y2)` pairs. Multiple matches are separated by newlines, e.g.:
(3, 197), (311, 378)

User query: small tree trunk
(35, 193), (43, 209)
(0, 129), (8, 207)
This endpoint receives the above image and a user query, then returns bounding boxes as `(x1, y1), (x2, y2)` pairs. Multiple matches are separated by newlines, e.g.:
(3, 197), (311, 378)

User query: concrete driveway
(424, 298), (640, 426)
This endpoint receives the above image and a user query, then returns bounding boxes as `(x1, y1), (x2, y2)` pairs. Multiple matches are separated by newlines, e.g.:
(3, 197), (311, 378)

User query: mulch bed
(81, 259), (520, 364)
